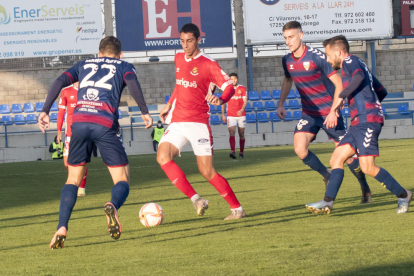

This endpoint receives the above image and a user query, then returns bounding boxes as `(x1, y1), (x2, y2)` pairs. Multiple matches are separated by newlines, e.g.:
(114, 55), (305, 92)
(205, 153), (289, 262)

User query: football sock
(209, 173), (241, 209)
(79, 167), (88, 189)
(302, 151), (331, 179)
(57, 184), (78, 230)
(161, 161), (197, 198)
(110, 181), (129, 210)
(324, 169), (345, 201)
(374, 168), (405, 197)
(240, 138), (245, 154)
(190, 194), (201, 204)
(347, 159), (370, 193)
(229, 136), (236, 153)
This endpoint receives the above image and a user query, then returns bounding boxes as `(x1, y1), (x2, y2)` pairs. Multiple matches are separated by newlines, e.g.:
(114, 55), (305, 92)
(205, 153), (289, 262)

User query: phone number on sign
(0, 51), (24, 58)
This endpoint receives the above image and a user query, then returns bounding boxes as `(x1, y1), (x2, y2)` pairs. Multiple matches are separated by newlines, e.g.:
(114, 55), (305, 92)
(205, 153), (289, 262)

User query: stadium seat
(118, 109), (123, 119)
(398, 104), (410, 115)
(248, 91), (260, 101)
(246, 113), (256, 123)
(217, 105), (225, 114)
(382, 107), (387, 115)
(11, 104), (23, 113)
(260, 90), (272, 100)
(14, 115), (26, 125)
(164, 95), (171, 104)
(128, 106), (141, 113)
(276, 100), (288, 109)
(287, 89), (296, 99)
(23, 103), (35, 113)
(269, 112), (281, 122)
(293, 111), (302, 120)
(245, 102), (252, 112)
(288, 100), (300, 110)
(214, 92), (222, 98)
(344, 99), (348, 107)
(50, 102), (59, 111)
(210, 115), (221, 125)
(209, 104), (216, 114)
(252, 102), (264, 111)
(35, 102), (44, 112)
(26, 114), (37, 124)
(341, 108), (350, 118)
(0, 104), (10, 114)
(257, 112), (269, 122)
(284, 111), (293, 121)
(1, 115), (13, 125)
(264, 101), (277, 111)
(272, 90), (281, 100)
(50, 113), (58, 123)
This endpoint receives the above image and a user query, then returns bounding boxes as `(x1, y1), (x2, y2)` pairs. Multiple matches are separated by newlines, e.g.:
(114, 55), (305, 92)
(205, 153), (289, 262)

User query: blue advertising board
(115, 0), (233, 51)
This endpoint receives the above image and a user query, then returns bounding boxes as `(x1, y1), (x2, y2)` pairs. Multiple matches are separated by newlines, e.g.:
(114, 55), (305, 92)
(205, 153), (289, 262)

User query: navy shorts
(294, 114), (346, 142)
(68, 123), (128, 167)
(337, 123), (382, 157)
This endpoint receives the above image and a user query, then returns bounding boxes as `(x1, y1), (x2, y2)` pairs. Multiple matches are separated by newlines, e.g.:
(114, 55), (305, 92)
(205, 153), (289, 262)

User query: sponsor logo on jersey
(83, 88), (100, 101)
(70, 103), (76, 108)
(176, 78), (197, 88)
(198, 138), (209, 143)
(303, 62), (310, 71)
(231, 96), (243, 100)
(190, 67), (199, 76)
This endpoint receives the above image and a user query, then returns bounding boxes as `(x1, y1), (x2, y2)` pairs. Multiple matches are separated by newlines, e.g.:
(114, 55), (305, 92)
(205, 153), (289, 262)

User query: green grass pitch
(1, 139), (414, 275)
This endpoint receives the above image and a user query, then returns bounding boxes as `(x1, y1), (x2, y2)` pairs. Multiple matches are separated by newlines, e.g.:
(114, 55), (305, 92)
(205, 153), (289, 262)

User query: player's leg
(227, 118), (237, 159)
(238, 116), (246, 158)
(63, 136), (87, 196)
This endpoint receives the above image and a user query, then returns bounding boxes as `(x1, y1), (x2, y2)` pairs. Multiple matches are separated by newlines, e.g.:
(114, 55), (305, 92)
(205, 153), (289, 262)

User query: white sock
(191, 194), (200, 204)
(231, 206), (243, 211)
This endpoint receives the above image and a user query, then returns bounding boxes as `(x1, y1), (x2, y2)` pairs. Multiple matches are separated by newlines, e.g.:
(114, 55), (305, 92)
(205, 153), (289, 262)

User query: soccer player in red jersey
(221, 73), (247, 159)
(157, 23), (246, 220)
(56, 82), (88, 196)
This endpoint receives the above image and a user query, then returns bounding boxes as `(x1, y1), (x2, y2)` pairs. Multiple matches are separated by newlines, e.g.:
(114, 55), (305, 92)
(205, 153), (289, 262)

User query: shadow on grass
(329, 262), (414, 276)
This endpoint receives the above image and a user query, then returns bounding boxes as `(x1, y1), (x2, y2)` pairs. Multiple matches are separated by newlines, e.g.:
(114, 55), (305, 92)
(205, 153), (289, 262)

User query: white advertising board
(0, 0), (102, 59)
(244, 0), (393, 45)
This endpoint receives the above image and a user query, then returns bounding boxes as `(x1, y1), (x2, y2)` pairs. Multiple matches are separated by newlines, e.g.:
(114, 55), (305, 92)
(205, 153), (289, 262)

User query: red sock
(229, 136), (236, 153)
(79, 167), (87, 188)
(161, 161), (197, 199)
(209, 173), (240, 209)
(240, 139), (245, 154)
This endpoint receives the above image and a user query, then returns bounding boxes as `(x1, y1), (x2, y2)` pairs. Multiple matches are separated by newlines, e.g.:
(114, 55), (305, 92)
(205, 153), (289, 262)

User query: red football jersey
(226, 85), (247, 117)
(166, 52), (232, 125)
(57, 85), (78, 137)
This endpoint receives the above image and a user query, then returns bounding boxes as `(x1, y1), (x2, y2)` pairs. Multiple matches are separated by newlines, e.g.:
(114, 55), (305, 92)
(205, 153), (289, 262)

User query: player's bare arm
(159, 103), (171, 123)
(324, 73), (343, 129)
(221, 104), (227, 123)
(38, 112), (50, 133)
(237, 97), (248, 117)
(206, 94), (221, 105)
(277, 77), (293, 119)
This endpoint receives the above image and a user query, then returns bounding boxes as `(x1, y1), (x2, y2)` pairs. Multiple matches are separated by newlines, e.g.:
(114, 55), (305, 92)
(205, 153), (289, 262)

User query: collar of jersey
(291, 45), (308, 63)
(71, 85), (78, 90)
(184, 52), (202, 62)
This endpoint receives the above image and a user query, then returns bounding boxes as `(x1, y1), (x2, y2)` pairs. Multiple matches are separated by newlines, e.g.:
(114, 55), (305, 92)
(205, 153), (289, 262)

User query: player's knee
(239, 132), (245, 140)
(199, 167), (215, 181)
(229, 130), (236, 136)
(294, 146), (308, 160)
(360, 162), (377, 177)
(156, 151), (172, 166)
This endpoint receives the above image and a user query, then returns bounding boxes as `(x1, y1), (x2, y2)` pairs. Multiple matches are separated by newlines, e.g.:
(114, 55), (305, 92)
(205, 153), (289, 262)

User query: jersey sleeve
(373, 75), (387, 102)
(312, 50), (336, 78)
(342, 56), (364, 78)
(282, 55), (291, 78)
(58, 90), (67, 110)
(64, 62), (81, 83)
(209, 62), (232, 91)
(242, 86), (247, 98)
(123, 63), (137, 82)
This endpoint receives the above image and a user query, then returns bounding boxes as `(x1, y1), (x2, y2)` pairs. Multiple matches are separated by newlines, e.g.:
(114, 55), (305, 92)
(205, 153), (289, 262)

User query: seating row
(210, 111), (303, 125)
(209, 100), (302, 114)
(0, 102), (60, 114)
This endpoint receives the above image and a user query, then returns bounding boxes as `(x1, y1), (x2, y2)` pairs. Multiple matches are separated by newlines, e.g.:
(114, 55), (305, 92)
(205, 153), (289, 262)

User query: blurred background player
(277, 21), (372, 203)
(38, 36), (153, 249)
(49, 135), (63, 159)
(305, 35), (412, 214)
(57, 82), (88, 196)
(221, 73), (247, 159)
(157, 23), (246, 220)
(151, 120), (165, 152)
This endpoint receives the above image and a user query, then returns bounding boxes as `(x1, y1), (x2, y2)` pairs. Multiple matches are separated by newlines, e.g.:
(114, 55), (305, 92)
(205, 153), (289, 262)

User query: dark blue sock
(325, 169), (345, 200)
(374, 168), (404, 196)
(110, 181), (130, 210)
(302, 151), (331, 179)
(57, 184), (78, 230)
(347, 159), (370, 193)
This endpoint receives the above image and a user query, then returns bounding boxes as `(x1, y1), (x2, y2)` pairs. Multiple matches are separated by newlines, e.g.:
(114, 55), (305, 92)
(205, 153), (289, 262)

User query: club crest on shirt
(83, 88), (100, 101)
(303, 62), (310, 71)
(290, 64), (294, 70)
(190, 67), (198, 76)
(237, 90), (242, 94)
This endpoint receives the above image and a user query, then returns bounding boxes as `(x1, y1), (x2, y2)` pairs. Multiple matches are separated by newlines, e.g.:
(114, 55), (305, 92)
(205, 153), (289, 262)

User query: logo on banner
(0, 5), (11, 25)
(142, 0), (206, 39)
(303, 62), (310, 71)
(259, 0), (280, 5)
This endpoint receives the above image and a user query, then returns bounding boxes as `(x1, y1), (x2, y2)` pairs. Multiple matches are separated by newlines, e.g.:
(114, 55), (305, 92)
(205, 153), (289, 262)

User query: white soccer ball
(139, 203), (164, 227)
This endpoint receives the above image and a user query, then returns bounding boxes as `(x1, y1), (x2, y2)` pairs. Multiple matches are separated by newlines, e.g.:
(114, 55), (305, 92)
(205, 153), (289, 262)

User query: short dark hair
(282, 21), (302, 32)
(229, 73), (238, 78)
(99, 36), (122, 56)
(323, 35), (350, 53)
(180, 23), (200, 39)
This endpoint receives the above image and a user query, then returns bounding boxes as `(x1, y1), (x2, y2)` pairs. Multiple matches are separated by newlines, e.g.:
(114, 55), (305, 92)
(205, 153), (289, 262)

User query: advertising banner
(0, 0), (102, 59)
(244, 0), (393, 45)
(115, 0), (233, 51)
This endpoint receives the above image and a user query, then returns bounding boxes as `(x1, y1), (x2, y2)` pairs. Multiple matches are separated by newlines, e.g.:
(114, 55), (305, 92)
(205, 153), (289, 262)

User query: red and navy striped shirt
(282, 46), (337, 117)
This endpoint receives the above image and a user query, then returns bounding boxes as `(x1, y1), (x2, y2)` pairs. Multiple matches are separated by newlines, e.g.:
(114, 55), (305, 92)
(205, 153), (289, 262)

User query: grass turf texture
(1, 139), (414, 275)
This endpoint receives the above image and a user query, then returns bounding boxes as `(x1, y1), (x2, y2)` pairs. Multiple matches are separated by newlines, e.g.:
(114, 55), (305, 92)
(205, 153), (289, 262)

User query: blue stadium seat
(276, 100), (288, 109)
(246, 113), (256, 123)
(293, 111), (302, 120)
(382, 107), (387, 115)
(26, 114), (37, 124)
(217, 105), (225, 114)
(23, 103), (35, 113)
(14, 115), (26, 125)
(214, 92), (222, 98)
(272, 90), (281, 100)
(288, 100), (300, 110)
(398, 104), (410, 115)
(209, 104), (216, 114)
(50, 113), (58, 123)
(264, 101), (277, 111)
(341, 108), (350, 118)
(1, 115), (13, 125)
(210, 115), (221, 125)
(344, 99), (348, 107)
(245, 102), (252, 112)
(284, 111), (293, 121)
(131, 116), (143, 124)
(248, 91), (260, 101)
(50, 102), (59, 111)
(128, 106), (141, 113)
(118, 109), (123, 119)
(260, 90), (272, 100)
(252, 102), (264, 111)
(11, 104), (23, 113)
(287, 89), (296, 99)
(0, 104), (10, 114)
(165, 95), (171, 104)
(269, 112), (281, 122)
(35, 102), (44, 112)
(257, 112), (269, 122)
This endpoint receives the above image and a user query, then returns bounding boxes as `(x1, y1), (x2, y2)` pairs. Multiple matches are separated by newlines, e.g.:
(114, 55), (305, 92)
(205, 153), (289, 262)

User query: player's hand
(323, 110), (338, 129)
(205, 94), (221, 106)
(222, 115), (227, 123)
(57, 130), (62, 144)
(236, 109), (244, 117)
(159, 104), (171, 123)
(277, 106), (287, 120)
(142, 114), (153, 129)
(38, 112), (50, 133)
